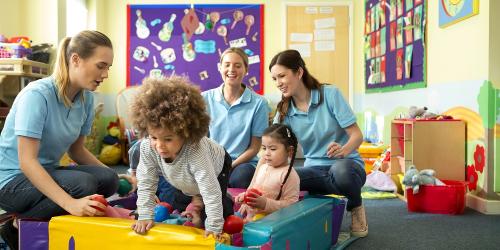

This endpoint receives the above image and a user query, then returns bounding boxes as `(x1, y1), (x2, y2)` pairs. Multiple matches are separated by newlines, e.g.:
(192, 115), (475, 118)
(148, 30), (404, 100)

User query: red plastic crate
(406, 180), (467, 215)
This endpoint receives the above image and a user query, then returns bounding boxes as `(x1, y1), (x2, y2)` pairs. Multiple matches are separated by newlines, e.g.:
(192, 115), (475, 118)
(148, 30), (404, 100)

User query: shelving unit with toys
(0, 58), (50, 130)
(390, 119), (466, 195)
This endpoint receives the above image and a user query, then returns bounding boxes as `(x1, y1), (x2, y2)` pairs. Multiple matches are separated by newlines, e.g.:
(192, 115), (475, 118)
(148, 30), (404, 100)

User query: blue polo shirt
(273, 85), (363, 167)
(0, 77), (95, 189)
(202, 84), (270, 163)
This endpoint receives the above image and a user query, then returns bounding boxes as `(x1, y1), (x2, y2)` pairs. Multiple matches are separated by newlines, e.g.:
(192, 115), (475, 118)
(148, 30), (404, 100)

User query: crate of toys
(406, 179), (468, 215)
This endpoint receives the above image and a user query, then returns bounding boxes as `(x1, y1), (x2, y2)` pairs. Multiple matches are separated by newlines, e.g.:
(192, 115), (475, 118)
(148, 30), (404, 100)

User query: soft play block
(19, 220), (49, 250)
(242, 196), (345, 250)
(49, 215), (215, 250)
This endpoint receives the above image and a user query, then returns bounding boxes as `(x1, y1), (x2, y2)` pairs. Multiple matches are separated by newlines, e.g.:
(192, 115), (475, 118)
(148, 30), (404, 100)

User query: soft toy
(98, 120), (122, 165)
(407, 106), (437, 119)
(402, 165), (445, 194)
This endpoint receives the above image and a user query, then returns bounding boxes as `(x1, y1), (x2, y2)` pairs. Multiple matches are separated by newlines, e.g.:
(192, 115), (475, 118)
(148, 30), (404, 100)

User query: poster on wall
(127, 4), (265, 94)
(364, 0), (426, 93)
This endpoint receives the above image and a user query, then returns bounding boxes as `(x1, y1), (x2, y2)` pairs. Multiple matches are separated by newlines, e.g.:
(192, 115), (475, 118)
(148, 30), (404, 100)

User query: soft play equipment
(19, 194), (346, 249)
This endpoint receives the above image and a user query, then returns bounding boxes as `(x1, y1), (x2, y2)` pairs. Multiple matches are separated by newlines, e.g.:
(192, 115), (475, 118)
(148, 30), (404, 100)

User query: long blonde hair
(52, 30), (112, 106)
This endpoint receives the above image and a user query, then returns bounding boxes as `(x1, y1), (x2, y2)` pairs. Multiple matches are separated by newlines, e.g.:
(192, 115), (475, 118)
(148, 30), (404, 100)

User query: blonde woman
(0, 30), (119, 250)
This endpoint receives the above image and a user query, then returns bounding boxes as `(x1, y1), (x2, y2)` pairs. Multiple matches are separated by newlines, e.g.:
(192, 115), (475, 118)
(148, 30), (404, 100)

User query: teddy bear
(407, 106), (437, 119)
(402, 165), (445, 194)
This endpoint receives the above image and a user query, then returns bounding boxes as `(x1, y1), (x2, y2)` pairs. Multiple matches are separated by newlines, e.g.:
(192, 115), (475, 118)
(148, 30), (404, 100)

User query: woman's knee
(98, 168), (119, 197)
(229, 164), (255, 188)
(63, 173), (99, 198)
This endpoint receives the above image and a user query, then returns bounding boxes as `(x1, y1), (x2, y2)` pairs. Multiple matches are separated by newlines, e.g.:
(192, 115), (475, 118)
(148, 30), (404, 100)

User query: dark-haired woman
(269, 49), (367, 237)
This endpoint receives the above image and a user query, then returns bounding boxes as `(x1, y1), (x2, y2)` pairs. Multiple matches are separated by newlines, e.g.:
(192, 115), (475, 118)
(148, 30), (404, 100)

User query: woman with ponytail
(235, 124), (300, 222)
(269, 50), (367, 237)
(0, 30), (118, 249)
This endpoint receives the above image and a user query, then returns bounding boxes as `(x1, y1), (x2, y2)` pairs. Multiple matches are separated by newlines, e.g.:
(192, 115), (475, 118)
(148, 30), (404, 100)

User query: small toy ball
(244, 188), (262, 204)
(158, 202), (174, 213)
(91, 195), (109, 212)
(117, 178), (132, 196)
(223, 215), (244, 234)
(154, 204), (170, 222)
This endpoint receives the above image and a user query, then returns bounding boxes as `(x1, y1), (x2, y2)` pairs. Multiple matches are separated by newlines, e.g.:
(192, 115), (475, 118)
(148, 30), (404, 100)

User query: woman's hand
(64, 194), (106, 217)
(118, 174), (138, 194)
(327, 142), (348, 158)
(132, 219), (154, 234)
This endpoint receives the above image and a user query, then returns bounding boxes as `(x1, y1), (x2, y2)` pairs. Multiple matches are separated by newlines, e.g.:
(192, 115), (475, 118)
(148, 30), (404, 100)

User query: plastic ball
(223, 215), (244, 234)
(91, 195), (109, 212)
(158, 202), (174, 213)
(244, 188), (262, 204)
(117, 178), (132, 196)
(154, 204), (170, 222)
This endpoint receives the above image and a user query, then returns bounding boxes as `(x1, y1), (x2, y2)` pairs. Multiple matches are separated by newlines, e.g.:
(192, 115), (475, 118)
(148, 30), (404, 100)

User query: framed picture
(439, 0), (479, 28)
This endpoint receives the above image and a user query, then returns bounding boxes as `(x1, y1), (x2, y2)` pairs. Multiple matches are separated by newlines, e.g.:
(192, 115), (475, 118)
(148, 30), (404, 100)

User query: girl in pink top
(236, 124), (300, 222)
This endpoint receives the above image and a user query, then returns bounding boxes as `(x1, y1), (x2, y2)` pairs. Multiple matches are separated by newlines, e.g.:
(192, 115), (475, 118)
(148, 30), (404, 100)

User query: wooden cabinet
(390, 119), (466, 183)
(0, 59), (50, 130)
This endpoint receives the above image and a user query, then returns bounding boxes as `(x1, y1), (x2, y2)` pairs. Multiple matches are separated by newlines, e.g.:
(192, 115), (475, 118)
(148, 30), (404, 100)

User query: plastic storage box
(406, 180), (467, 215)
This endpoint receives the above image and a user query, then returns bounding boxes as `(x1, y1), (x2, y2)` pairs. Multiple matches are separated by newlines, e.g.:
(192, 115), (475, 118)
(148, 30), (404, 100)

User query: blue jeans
(296, 159), (366, 211)
(0, 165), (119, 219)
(229, 162), (256, 189)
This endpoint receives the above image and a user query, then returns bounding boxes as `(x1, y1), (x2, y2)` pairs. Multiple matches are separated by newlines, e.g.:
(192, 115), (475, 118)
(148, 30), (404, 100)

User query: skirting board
(466, 193), (500, 214)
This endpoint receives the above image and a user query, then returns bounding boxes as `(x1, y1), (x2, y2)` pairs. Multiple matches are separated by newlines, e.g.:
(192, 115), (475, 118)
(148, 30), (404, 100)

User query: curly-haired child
(130, 76), (233, 239)
(235, 124), (300, 222)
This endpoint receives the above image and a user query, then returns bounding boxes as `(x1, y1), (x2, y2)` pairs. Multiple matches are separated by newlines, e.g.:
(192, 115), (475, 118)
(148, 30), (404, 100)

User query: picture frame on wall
(439, 0), (479, 28)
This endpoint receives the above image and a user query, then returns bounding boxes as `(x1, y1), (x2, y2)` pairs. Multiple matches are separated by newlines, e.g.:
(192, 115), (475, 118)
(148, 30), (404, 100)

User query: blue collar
(289, 87), (320, 116)
(215, 83), (251, 105)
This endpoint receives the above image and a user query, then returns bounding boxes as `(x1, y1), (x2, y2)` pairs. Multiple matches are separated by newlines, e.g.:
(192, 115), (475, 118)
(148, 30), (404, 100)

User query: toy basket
(406, 180), (467, 215)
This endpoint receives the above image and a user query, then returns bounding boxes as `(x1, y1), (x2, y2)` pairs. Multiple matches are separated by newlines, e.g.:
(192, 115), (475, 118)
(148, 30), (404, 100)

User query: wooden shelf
(390, 119), (466, 194)
(0, 58), (49, 78)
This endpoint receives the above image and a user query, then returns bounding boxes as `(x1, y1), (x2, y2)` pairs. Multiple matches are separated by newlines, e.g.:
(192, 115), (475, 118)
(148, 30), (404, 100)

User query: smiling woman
(0, 30), (118, 250)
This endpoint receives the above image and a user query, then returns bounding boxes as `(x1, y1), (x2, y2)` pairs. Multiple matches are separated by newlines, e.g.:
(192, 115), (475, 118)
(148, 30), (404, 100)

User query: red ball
(91, 195), (109, 212)
(223, 215), (244, 234)
(158, 202), (174, 213)
(244, 188), (262, 204)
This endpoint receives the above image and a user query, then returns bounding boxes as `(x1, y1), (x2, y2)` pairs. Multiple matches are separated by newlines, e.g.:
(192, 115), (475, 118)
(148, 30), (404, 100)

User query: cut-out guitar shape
(182, 33), (196, 62)
(135, 9), (150, 39)
(159, 13), (177, 42)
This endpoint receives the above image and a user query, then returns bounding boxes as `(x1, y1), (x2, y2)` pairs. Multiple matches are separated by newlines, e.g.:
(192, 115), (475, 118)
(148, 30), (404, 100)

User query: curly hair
(130, 76), (210, 142)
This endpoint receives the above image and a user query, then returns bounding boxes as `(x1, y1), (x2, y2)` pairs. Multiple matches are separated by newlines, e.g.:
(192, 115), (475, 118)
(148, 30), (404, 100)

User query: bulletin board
(127, 4), (265, 94)
(286, 5), (350, 100)
(364, 0), (426, 93)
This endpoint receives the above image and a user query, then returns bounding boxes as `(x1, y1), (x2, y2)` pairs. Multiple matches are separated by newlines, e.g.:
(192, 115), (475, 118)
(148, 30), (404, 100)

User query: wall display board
(364, 0), (426, 93)
(127, 4), (264, 93)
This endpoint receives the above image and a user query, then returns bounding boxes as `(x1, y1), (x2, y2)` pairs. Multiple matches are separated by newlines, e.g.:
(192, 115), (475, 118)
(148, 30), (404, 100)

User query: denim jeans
(228, 162), (256, 189)
(296, 159), (366, 211)
(0, 165), (119, 219)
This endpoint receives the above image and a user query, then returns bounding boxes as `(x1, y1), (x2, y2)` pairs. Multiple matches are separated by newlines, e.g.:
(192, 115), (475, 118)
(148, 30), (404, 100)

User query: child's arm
(235, 163), (263, 203)
(135, 139), (160, 225)
(262, 168), (300, 213)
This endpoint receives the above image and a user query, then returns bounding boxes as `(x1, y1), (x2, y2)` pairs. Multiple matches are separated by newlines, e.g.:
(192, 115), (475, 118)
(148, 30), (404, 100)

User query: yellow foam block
(49, 215), (215, 250)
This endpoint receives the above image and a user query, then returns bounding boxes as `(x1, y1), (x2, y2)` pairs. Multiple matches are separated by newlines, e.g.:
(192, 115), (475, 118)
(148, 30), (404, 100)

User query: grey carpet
(341, 198), (500, 250)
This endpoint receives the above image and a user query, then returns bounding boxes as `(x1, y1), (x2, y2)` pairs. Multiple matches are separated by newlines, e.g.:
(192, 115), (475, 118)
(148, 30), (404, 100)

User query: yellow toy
(98, 121), (122, 165)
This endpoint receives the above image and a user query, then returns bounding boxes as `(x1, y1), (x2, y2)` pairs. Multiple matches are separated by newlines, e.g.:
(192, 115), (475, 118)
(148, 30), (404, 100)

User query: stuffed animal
(407, 106), (437, 119)
(98, 120), (122, 165)
(402, 165), (445, 194)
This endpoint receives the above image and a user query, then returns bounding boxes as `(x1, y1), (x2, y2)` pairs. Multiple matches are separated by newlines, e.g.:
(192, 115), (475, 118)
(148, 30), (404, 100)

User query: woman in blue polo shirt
(269, 50), (367, 237)
(0, 30), (119, 249)
(203, 47), (270, 188)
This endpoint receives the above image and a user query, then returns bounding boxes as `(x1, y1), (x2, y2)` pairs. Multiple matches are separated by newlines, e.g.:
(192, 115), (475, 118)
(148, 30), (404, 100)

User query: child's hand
(238, 203), (249, 216)
(244, 192), (266, 210)
(235, 193), (245, 204)
(132, 219), (154, 234)
(204, 230), (222, 241)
